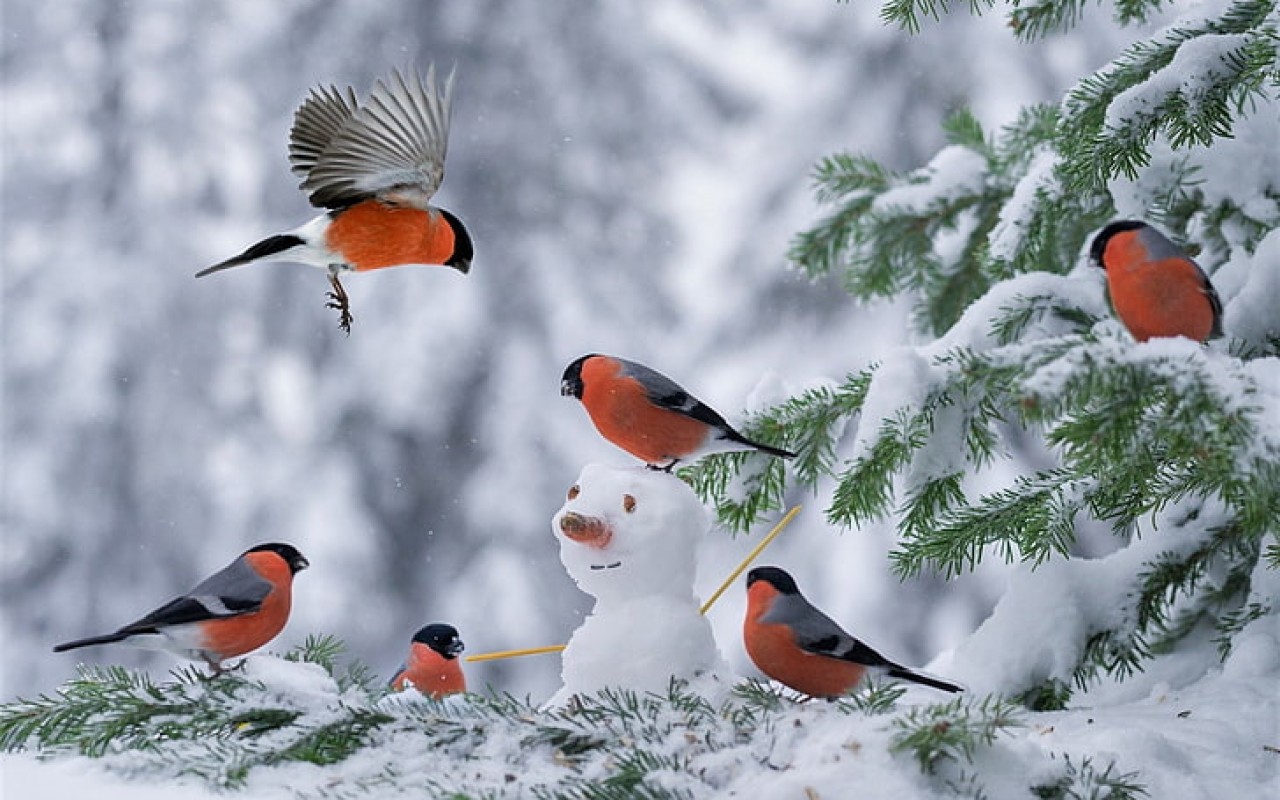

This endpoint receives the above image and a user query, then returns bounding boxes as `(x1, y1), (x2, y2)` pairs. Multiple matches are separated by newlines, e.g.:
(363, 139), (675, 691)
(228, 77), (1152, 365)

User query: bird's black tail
(725, 429), (796, 459)
(195, 234), (304, 278)
(887, 667), (964, 693)
(53, 631), (134, 652)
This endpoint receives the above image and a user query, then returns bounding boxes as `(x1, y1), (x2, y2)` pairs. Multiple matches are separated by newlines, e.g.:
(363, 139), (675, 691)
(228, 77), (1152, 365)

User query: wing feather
(301, 65), (455, 210)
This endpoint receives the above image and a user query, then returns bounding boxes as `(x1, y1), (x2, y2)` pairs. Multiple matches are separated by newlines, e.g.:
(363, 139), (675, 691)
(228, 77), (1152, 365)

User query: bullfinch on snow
(744, 567), (962, 698)
(1089, 220), (1223, 343)
(53, 542), (309, 673)
(388, 623), (466, 698)
(196, 65), (473, 333)
(560, 354), (795, 471)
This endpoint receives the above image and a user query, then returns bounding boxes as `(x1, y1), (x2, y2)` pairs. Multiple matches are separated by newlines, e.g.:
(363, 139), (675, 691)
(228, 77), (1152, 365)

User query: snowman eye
(622, 494), (636, 513)
(567, 484), (580, 500)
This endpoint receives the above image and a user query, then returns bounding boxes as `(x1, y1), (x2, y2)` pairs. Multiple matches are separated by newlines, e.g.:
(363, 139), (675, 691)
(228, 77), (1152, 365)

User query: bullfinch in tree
(560, 354), (795, 471)
(388, 623), (466, 698)
(196, 65), (473, 333)
(53, 543), (309, 673)
(1089, 220), (1223, 343)
(744, 567), (962, 698)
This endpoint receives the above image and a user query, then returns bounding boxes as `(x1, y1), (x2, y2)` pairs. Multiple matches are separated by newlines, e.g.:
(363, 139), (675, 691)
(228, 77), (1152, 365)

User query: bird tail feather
(887, 667), (964, 693)
(53, 632), (134, 652)
(727, 430), (795, 459)
(195, 234), (305, 277)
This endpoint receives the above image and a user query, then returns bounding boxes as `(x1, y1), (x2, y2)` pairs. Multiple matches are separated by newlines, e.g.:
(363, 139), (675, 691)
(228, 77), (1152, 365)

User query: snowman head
(552, 463), (707, 601)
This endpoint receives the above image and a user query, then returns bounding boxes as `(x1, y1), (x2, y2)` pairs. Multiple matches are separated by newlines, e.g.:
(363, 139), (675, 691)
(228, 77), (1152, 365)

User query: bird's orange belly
(1109, 260), (1215, 342)
(745, 622), (865, 698)
(326, 201), (454, 271)
(586, 386), (709, 464)
(198, 592), (291, 661)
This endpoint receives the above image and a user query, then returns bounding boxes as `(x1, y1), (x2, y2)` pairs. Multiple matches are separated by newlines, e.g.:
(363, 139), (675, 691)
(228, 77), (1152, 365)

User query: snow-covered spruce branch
(793, 1), (1277, 337)
(1059, 0), (1280, 192)
(0, 647), (1145, 799)
(789, 107), (1113, 338)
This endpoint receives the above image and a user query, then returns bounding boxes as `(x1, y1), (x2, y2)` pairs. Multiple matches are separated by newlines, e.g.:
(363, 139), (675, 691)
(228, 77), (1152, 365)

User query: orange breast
(580, 358), (709, 464)
(1105, 236), (1215, 342)
(197, 552), (293, 662)
(392, 644), (466, 698)
(325, 200), (456, 271)
(744, 585), (864, 699)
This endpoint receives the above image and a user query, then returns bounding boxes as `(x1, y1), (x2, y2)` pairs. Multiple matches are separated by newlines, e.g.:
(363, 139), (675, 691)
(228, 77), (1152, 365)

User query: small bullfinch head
(440, 209), (473, 274)
(413, 624), (465, 659)
(747, 566), (800, 595)
(1089, 220), (1147, 269)
(248, 542), (310, 575)
(560, 354), (597, 399)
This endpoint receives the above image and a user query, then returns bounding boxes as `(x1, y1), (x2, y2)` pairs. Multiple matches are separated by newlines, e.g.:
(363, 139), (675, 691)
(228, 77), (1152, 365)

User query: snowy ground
(2, 603), (1276, 799)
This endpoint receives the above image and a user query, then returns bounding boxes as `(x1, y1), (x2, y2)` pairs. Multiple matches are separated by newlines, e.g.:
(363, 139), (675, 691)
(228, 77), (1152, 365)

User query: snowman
(547, 463), (729, 706)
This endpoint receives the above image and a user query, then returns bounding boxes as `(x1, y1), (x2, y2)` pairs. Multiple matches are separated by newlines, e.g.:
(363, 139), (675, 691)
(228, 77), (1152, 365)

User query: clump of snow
(547, 464), (730, 706)
(871, 145), (989, 215)
(942, 496), (1229, 697)
(1221, 227), (1280, 346)
(986, 149), (1060, 263)
(237, 654), (337, 700)
(1104, 33), (1254, 132)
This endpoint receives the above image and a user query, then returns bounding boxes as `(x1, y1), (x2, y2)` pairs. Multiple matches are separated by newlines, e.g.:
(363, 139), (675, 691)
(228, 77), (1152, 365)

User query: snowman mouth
(589, 561), (623, 571)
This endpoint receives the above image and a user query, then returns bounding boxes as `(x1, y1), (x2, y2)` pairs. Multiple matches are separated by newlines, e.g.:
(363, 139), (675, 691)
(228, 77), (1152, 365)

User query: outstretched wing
(289, 83), (360, 180)
(300, 65), (455, 211)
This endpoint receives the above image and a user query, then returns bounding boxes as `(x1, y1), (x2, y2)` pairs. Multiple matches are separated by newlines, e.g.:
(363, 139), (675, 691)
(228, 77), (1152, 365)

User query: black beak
(448, 257), (471, 275)
(447, 639), (465, 658)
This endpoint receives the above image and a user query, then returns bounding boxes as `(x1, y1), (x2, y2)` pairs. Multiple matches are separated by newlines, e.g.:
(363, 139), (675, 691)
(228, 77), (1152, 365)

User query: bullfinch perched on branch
(560, 354), (795, 471)
(744, 567), (962, 698)
(196, 65), (473, 333)
(388, 623), (467, 698)
(1089, 220), (1222, 343)
(53, 542), (308, 673)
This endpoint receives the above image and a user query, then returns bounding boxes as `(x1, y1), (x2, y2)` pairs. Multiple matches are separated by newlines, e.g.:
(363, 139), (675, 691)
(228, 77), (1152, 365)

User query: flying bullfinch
(196, 65), (473, 333)
(560, 354), (795, 471)
(53, 542), (309, 673)
(1089, 220), (1223, 343)
(744, 567), (962, 698)
(388, 623), (466, 698)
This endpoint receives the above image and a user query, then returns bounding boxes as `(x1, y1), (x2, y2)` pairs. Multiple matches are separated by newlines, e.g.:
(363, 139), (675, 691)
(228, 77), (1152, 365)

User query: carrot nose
(559, 512), (612, 549)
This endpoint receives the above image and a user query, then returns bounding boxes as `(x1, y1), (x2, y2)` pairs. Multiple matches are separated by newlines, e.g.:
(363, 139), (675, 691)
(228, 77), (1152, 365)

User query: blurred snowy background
(2, 1), (1130, 701)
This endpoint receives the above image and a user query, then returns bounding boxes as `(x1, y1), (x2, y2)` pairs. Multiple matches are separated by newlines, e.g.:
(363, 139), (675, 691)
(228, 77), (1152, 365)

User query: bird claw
(646, 459), (680, 473)
(326, 274), (354, 334)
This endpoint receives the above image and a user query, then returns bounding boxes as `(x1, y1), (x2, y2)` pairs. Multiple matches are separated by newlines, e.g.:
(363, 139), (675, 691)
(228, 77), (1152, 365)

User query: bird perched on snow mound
(548, 463), (728, 706)
(561, 354), (794, 471)
(53, 543), (309, 674)
(388, 623), (466, 698)
(197, 65), (473, 333)
(1089, 220), (1222, 343)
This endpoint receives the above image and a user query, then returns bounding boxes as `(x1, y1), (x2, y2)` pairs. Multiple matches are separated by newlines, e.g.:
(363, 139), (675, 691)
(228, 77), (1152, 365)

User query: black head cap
(747, 566), (799, 595)
(561, 354), (599, 399)
(413, 623), (464, 659)
(1089, 220), (1148, 268)
(440, 209), (473, 274)
(246, 542), (310, 575)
